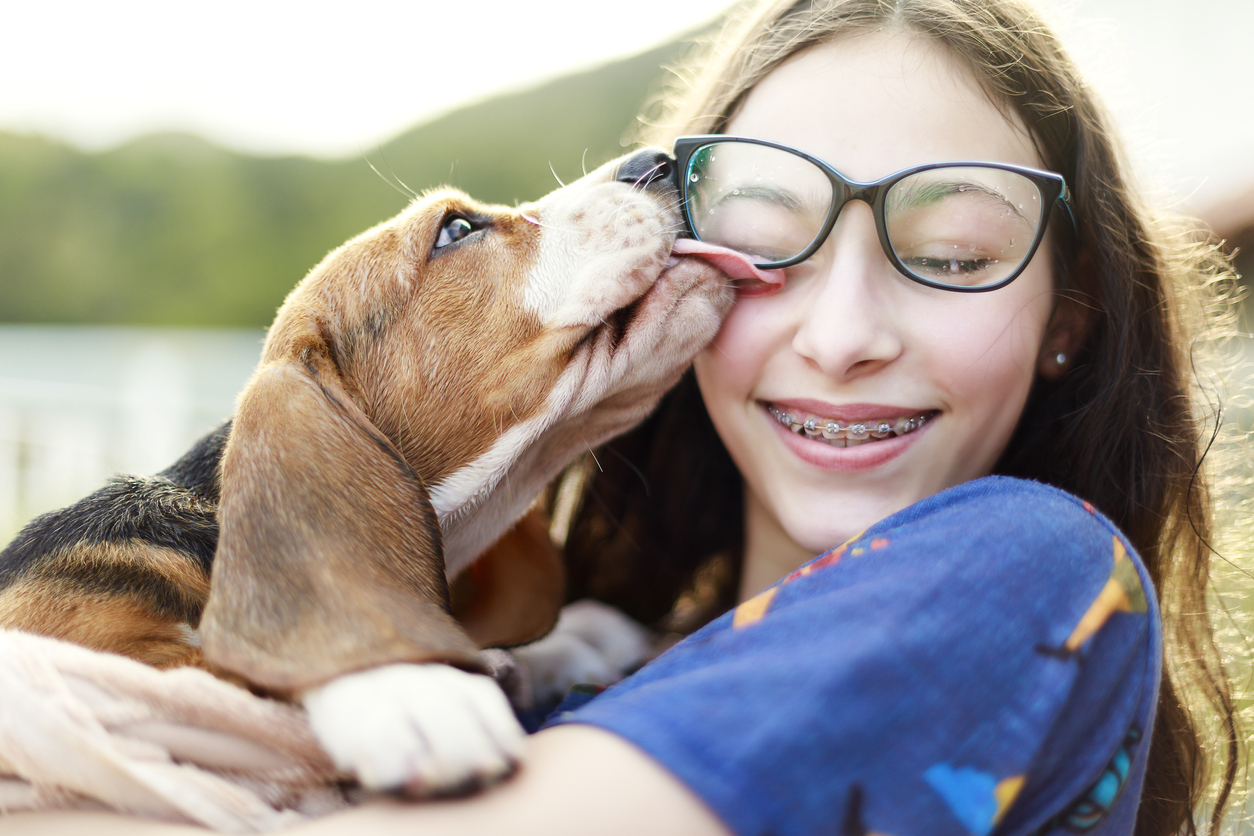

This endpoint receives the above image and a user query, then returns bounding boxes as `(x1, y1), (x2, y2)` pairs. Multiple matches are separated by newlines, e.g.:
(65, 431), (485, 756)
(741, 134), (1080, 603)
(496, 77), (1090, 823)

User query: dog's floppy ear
(450, 509), (565, 649)
(200, 325), (479, 696)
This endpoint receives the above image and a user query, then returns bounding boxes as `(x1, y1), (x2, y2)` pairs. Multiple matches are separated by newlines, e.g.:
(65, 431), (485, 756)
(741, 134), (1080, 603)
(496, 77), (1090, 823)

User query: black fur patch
(0, 422), (230, 590)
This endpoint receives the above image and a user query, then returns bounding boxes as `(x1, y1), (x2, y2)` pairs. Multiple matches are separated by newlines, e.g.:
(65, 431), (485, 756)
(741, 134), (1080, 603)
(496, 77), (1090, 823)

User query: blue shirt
(546, 476), (1160, 836)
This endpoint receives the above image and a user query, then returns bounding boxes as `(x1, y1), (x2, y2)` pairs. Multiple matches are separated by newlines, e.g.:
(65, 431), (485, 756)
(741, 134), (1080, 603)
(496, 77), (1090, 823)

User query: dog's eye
(435, 215), (476, 249)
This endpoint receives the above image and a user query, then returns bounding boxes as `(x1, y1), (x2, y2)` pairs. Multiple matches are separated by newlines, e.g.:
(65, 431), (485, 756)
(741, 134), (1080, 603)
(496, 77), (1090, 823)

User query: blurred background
(0, 0), (1251, 538)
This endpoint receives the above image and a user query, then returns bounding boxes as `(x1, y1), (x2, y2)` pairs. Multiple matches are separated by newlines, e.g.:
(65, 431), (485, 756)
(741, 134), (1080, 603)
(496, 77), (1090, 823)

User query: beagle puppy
(0, 148), (765, 795)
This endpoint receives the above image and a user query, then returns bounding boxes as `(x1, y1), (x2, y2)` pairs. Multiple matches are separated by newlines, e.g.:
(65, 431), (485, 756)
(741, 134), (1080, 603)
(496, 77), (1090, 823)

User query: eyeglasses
(673, 135), (1077, 292)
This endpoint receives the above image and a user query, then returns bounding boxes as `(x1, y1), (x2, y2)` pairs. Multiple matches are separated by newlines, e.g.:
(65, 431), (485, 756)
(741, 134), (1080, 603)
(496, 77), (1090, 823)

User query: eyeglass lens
(684, 142), (1047, 289)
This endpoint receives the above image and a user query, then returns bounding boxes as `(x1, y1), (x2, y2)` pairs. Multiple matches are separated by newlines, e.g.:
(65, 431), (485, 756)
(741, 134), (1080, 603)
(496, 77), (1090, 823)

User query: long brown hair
(555, 1), (1247, 833)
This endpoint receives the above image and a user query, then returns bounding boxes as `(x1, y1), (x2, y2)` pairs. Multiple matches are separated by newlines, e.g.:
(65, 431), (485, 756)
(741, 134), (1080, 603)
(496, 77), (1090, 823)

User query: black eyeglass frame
(672, 134), (1078, 293)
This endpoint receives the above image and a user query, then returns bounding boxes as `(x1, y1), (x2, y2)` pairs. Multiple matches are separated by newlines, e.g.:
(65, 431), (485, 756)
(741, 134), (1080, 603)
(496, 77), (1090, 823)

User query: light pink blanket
(0, 629), (350, 832)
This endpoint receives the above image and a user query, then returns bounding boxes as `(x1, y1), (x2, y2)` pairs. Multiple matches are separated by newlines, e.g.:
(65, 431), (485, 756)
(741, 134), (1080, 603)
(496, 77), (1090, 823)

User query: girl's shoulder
(862, 475), (1141, 576)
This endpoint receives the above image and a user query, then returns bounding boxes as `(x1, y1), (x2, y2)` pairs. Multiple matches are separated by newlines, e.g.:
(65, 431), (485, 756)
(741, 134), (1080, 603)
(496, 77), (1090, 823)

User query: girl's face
(695, 32), (1065, 560)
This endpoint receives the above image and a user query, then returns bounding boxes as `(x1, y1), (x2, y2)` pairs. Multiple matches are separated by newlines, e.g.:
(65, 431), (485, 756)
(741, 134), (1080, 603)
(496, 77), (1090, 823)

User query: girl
(7, 0), (1244, 834)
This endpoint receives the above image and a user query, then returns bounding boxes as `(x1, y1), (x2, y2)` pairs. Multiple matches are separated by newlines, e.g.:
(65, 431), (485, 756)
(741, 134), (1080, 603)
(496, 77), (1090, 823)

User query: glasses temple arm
(1056, 182), (1079, 237)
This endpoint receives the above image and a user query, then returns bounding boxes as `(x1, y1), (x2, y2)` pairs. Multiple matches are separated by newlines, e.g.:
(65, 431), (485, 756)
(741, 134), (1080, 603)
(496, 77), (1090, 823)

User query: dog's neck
(429, 412), (554, 579)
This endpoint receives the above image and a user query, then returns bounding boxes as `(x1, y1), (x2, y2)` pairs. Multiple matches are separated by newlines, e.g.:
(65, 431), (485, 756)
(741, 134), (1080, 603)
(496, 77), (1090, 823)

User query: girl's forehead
(728, 31), (1041, 180)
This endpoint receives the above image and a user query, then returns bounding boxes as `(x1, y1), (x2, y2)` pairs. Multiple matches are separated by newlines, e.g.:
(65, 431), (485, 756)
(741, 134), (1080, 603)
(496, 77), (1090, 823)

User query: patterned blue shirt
(546, 476), (1160, 836)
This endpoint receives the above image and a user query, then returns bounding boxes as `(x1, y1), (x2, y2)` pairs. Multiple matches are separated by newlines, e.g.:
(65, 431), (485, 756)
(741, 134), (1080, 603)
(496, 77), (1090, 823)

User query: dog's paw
(301, 662), (525, 797)
(476, 647), (534, 712)
(511, 599), (653, 706)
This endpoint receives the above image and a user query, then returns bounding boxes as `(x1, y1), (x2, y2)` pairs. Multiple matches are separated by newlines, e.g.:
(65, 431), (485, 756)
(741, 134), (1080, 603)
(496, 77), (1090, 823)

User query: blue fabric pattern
(544, 476), (1161, 836)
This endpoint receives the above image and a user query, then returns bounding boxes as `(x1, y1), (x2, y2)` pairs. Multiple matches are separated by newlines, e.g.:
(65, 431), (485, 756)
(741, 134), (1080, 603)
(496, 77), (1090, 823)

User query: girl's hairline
(644, 18), (1060, 178)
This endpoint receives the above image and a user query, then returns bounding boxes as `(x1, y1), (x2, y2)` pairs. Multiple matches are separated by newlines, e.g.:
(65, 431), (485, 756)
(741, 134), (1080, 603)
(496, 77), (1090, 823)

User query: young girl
(8, 0), (1244, 834)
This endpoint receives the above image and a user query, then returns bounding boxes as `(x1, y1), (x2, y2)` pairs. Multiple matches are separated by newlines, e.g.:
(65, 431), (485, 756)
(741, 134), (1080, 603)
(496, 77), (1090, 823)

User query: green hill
(0, 39), (688, 327)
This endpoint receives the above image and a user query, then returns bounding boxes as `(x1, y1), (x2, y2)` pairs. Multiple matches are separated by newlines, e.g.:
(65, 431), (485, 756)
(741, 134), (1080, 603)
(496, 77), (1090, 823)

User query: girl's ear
(1038, 252), (1096, 380)
(1037, 292), (1094, 380)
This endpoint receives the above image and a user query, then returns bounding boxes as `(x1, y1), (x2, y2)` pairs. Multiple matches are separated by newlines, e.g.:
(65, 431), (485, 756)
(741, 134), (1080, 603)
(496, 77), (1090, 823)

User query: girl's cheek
(707, 300), (771, 364)
(697, 302), (782, 405)
(922, 303), (1048, 391)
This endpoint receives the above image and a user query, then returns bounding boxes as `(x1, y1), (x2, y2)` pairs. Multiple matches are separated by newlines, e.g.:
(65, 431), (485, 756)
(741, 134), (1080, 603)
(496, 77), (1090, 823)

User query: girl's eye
(435, 216), (475, 249)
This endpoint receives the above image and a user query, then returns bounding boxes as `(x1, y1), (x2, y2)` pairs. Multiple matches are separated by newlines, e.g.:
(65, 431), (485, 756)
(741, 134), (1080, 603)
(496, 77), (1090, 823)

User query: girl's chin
(758, 452), (953, 555)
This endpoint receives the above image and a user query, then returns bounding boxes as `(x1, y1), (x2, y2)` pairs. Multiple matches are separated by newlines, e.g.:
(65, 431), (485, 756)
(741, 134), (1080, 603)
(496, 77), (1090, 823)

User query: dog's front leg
(203, 343), (525, 795)
(302, 663), (524, 795)
(511, 600), (655, 708)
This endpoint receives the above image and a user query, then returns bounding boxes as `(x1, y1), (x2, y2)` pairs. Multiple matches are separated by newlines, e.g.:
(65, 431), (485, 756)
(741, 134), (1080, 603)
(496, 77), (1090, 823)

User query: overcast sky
(3, 0), (1250, 211)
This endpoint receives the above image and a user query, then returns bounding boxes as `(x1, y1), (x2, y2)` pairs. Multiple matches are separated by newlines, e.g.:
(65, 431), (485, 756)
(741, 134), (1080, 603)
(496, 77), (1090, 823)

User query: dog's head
(200, 150), (747, 693)
(270, 152), (734, 546)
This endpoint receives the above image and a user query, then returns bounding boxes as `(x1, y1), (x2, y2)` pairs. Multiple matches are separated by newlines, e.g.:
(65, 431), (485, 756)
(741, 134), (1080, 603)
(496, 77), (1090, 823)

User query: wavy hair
(555, 2), (1248, 833)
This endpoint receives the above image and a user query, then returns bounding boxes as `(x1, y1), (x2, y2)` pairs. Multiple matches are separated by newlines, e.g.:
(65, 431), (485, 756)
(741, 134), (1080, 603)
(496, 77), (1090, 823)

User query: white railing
(0, 325), (264, 540)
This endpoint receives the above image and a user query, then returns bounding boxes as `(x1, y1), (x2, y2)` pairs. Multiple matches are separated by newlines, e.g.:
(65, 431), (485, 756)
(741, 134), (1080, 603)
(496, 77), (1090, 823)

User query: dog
(0, 148), (769, 795)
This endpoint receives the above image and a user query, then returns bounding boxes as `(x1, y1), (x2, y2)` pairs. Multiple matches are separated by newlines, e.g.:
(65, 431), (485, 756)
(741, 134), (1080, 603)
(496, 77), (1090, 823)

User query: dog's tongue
(670, 238), (785, 287)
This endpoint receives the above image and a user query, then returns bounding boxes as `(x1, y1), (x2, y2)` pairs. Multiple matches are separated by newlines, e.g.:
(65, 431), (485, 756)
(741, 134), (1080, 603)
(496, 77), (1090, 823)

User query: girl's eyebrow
(888, 178), (1031, 226)
(721, 185), (805, 212)
(718, 184), (831, 219)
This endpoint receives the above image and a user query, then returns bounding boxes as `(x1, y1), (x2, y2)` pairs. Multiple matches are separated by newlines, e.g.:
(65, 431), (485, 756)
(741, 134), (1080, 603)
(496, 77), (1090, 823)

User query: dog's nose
(615, 149), (676, 193)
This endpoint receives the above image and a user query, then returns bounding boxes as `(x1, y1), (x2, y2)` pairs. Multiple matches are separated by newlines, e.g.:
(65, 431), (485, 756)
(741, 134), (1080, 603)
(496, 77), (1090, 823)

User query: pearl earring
(1055, 352), (1067, 366)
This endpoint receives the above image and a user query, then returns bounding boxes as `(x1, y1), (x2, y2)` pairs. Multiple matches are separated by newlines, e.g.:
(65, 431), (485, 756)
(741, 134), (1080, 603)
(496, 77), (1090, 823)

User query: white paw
(301, 662), (525, 796)
(511, 599), (653, 706)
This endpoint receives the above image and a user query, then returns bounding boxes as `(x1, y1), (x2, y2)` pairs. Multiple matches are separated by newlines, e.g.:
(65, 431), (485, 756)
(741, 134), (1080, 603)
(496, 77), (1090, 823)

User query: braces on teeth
(767, 406), (929, 440)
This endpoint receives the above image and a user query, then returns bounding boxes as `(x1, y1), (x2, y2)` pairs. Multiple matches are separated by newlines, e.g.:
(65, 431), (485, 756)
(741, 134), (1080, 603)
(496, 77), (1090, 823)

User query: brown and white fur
(0, 148), (744, 795)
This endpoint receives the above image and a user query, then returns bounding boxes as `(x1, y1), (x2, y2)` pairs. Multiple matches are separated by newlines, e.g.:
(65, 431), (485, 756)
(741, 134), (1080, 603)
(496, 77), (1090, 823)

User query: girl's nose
(790, 203), (904, 379)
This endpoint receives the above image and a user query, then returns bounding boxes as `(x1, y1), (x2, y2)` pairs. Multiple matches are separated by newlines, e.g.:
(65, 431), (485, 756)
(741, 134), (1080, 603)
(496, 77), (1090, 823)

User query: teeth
(768, 405), (930, 447)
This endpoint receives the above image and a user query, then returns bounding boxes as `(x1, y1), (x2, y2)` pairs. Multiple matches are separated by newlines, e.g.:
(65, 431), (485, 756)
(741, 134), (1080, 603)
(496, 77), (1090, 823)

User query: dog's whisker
(363, 146), (420, 200)
(547, 163), (567, 189)
(606, 201), (636, 228)
(642, 162), (673, 187)
(519, 214), (578, 234)
(364, 156), (414, 200)
(391, 172), (420, 201)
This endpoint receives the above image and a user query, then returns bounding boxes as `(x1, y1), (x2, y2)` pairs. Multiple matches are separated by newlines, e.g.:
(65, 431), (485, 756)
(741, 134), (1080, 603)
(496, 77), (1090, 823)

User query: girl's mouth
(764, 403), (936, 448)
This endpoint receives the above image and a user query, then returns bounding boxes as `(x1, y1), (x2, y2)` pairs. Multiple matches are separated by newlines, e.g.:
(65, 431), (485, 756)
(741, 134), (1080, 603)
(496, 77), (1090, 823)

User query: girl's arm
(4, 725), (732, 836)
